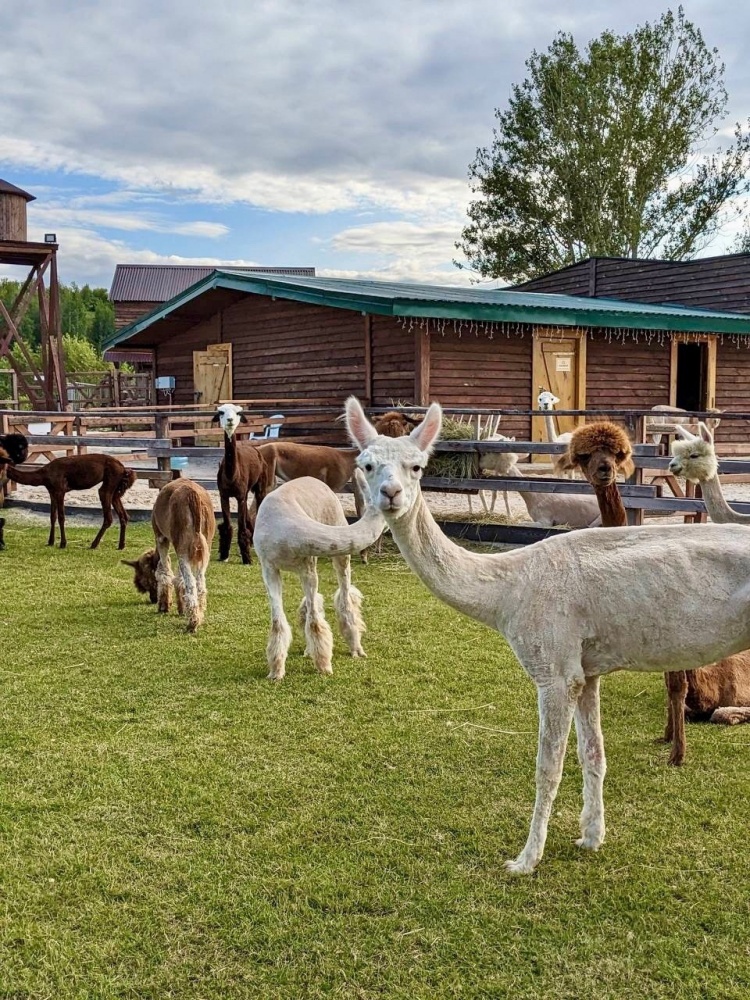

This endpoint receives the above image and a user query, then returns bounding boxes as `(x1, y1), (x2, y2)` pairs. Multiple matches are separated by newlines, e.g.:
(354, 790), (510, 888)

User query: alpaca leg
(218, 495), (233, 562)
(709, 706), (750, 725)
(90, 486), (114, 549)
(48, 495), (58, 546)
(57, 497), (67, 549)
(155, 537), (173, 614)
(503, 492), (511, 517)
(178, 558), (201, 632)
(196, 553), (208, 615)
(573, 676), (606, 850)
(237, 495), (252, 565)
(505, 673), (582, 875)
(0, 516), (4, 551)
(332, 555), (366, 658)
(298, 598), (311, 656)
(299, 559), (333, 675)
(661, 671), (688, 765)
(112, 493), (129, 550)
(262, 562), (291, 681)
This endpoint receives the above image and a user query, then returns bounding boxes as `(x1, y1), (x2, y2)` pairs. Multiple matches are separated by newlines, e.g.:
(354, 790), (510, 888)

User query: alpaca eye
(690, 453), (698, 459)
(364, 463), (373, 473)
(412, 465), (421, 474)
(577, 454), (590, 463)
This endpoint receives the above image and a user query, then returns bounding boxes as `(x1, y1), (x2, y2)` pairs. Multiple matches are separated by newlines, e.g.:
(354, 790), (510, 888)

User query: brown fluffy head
(372, 411), (423, 438)
(555, 421), (634, 486)
(122, 549), (160, 603)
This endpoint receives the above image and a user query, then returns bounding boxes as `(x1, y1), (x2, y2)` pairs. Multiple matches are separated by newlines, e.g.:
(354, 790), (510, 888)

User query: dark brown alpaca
(4, 453), (136, 549)
(555, 421), (634, 527)
(0, 433), (29, 551)
(212, 404), (270, 564)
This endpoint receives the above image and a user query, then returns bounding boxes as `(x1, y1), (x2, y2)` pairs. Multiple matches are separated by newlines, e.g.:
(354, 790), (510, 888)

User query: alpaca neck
(698, 475), (750, 525)
(386, 490), (513, 630)
(224, 432), (238, 477)
(316, 507), (385, 556)
(592, 482), (627, 528)
(4, 465), (46, 487)
(543, 413), (558, 442)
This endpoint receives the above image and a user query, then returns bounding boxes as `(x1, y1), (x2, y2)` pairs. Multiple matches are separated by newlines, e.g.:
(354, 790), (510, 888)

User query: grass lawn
(1, 516), (749, 999)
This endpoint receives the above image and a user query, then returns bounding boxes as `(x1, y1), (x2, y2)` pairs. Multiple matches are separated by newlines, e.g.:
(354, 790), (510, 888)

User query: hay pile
(425, 417), (480, 480)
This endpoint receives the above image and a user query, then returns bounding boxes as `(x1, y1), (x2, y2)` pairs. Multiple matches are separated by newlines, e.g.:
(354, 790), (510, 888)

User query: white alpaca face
(215, 403), (243, 438)
(345, 397), (442, 518)
(669, 423), (718, 482)
(537, 390), (560, 410)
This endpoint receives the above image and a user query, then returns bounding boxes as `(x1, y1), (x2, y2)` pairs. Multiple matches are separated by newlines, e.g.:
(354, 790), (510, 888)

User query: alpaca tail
(116, 468), (137, 497)
(186, 490), (211, 566)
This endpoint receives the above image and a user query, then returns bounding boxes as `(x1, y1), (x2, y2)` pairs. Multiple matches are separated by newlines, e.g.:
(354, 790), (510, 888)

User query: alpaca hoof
(266, 670), (285, 681)
(118, 542), (125, 551)
(504, 856), (537, 876)
(575, 833), (604, 851)
(59, 542), (67, 549)
(315, 662), (333, 676)
(667, 754), (684, 767)
(350, 648), (367, 658)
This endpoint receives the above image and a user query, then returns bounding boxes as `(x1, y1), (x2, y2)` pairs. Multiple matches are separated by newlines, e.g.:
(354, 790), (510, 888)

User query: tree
(456, 8), (750, 283)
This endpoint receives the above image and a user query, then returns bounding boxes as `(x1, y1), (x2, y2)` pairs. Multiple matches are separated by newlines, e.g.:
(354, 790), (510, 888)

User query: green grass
(1, 516), (750, 999)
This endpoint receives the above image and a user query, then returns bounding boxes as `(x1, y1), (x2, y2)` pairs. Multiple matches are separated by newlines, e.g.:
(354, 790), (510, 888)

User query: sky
(0, 0), (748, 292)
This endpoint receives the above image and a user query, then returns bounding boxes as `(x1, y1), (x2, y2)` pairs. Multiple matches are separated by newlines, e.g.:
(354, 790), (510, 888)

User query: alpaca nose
(380, 482), (403, 501)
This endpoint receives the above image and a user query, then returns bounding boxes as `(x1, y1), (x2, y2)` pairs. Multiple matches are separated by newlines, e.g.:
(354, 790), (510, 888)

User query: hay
(425, 417), (480, 480)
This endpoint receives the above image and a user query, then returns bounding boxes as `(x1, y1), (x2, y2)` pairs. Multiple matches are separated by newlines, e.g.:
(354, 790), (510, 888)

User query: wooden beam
(415, 326), (430, 405)
(363, 315), (372, 404)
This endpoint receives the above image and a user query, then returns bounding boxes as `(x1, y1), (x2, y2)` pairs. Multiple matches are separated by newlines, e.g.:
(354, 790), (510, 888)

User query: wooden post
(155, 413), (170, 475)
(415, 326), (430, 406)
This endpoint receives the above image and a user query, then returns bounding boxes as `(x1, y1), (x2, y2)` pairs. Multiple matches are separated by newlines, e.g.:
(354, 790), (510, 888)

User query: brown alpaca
(212, 404), (271, 564)
(371, 411), (422, 437)
(4, 453), (136, 549)
(559, 422), (750, 765)
(555, 421), (634, 527)
(0, 433), (29, 551)
(123, 478), (216, 632)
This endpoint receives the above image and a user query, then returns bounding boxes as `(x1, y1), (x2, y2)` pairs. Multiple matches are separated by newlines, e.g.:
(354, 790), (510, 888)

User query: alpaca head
(212, 403), (246, 439)
(345, 396), (442, 519)
(0, 433), (29, 465)
(537, 389), (560, 411)
(556, 421), (634, 487)
(372, 410), (423, 438)
(669, 423), (718, 482)
(122, 549), (160, 603)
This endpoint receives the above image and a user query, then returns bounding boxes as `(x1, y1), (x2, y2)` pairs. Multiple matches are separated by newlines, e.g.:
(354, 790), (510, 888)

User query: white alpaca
(253, 472), (384, 680)
(537, 388), (575, 478)
(478, 433), (517, 515)
(669, 422), (750, 524)
(345, 395), (750, 874)
(646, 404), (722, 445)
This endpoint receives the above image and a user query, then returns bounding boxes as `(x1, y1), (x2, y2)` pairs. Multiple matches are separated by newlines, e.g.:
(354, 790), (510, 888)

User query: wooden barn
(102, 270), (750, 443)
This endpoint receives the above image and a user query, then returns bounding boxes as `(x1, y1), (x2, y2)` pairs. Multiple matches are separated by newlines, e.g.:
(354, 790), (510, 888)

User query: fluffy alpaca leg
(573, 676), (606, 850)
(332, 555), (366, 658)
(505, 673), (582, 875)
(262, 562), (292, 680)
(155, 537), (173, 613)
(196, 561), (208, 615)
(298, 598), (312, 656)
(179, 558), (201, 632)
(299, 560), (333, 676)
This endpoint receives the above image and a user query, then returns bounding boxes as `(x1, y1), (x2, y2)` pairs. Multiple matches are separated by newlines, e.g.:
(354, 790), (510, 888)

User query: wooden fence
(3, 404), (750, 541)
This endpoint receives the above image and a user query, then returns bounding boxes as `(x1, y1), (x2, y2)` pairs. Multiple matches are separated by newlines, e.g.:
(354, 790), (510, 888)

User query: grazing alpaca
(0, 433), (29, 551)
(646, 404), (722, 445)
(372, 410), (422, 437)
(3, 454), (136, 549)
(479, 434), (517, 516)
(669, 422), (750, 525)
(123, 479), (216, 632)
(253, 472), (384, 680)
(554, 421), (634, 527)
(345, 395), (750, 874)
(213, 404), (270, 564)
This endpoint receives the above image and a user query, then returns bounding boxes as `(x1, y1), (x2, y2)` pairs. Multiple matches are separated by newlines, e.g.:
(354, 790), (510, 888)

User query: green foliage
(0, 279), (115, 353)
(458, 7), (750, 282)
(1, 520), (750, 997)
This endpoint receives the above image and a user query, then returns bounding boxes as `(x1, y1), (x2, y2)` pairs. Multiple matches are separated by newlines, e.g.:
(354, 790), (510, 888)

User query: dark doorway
(675, 342), (707, 411)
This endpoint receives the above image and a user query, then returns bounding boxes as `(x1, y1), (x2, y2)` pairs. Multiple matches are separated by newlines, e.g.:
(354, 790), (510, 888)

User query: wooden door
(531, 329), (586, 455)
(193, 343), (232, 405)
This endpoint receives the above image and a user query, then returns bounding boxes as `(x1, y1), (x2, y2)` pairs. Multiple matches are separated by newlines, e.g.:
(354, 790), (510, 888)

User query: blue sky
(1, 0), (747, 291)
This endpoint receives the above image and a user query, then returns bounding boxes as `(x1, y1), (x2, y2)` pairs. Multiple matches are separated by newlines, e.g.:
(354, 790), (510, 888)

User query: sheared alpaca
(0, 433), (29, 551)
(346, 395), (750, 874)
(253, 471), (384, 680)
(478, 434), (517, 516)
(538, 388), (575, 478)
(646, 404), (722, 445)
(504, 457), (601, 528)
(3, 453), (136, 549)
(213, 404), (270, 564)
(554, 422), (634, 527)
(123, 478), (216, 632)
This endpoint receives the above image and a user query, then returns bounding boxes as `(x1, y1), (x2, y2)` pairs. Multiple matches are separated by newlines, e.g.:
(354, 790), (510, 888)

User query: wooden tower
(0, 179), (67, 409)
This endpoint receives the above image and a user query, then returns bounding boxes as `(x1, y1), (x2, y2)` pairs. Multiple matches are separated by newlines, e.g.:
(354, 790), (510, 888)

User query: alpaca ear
(409, 402), (442, 452)
(698, 421), (714, 444)
(239, 412), (248, 424)
(345, 396), (379, 448)
(673, 424), (696, 441)
(211, 412), (221, 425)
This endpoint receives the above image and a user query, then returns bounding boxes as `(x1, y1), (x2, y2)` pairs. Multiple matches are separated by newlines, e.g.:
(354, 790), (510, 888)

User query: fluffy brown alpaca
(123, 478), (216, 632)
(0, 433), (29, 551)
(371, 411), (422, 437)
(3, 453), (136, 549)
(213, 404), (271, 564)
(555, 421), (634, 527)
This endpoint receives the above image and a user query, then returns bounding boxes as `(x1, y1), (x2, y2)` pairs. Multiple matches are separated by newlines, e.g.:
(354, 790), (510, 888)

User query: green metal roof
(103, 269), (750, 350)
